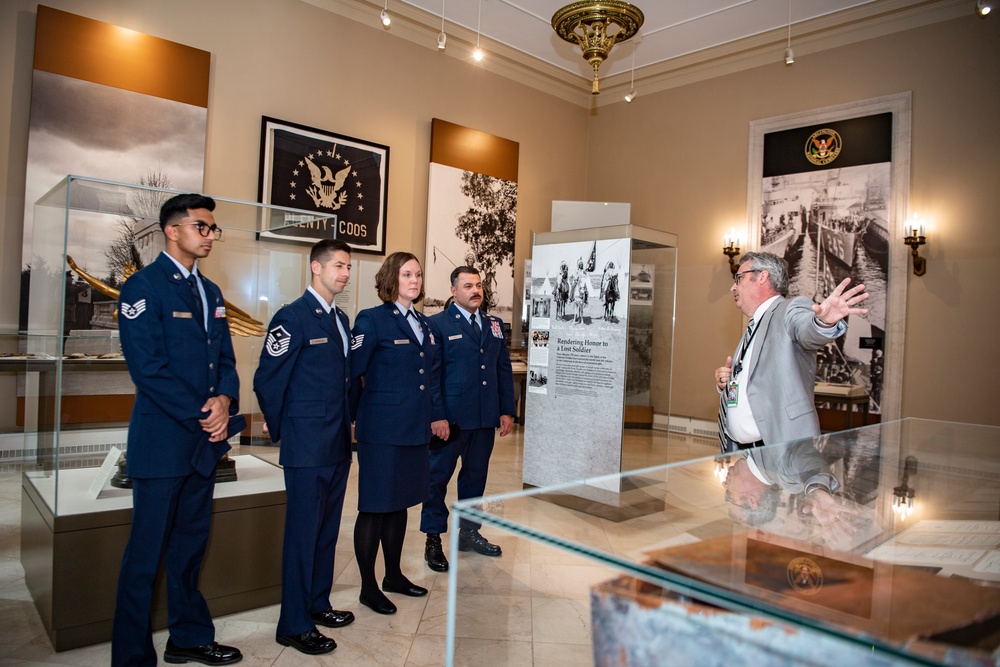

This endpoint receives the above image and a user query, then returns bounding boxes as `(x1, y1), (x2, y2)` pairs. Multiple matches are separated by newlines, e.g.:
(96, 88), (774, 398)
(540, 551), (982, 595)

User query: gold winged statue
(66, 255), (267, 337)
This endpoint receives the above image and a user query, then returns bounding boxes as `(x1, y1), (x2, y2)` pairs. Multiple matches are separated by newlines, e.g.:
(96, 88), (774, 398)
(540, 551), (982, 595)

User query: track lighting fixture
(438, 0), (447, 50)
(380, 1), (391, 28)
(624, 42), (637, 103)
(784, 0), (794, 65)
(473, 0), (484, 62)
(976, 0), (992, 16)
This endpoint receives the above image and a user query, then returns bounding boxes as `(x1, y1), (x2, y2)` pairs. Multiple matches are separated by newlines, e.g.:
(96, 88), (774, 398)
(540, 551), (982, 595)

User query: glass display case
(13, 175), (353, 649)
(447, 419), (1000, 666)
(522, 224), (677, 502)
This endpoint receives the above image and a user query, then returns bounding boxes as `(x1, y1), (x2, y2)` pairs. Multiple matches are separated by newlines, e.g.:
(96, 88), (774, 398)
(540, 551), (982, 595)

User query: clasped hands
(200, 395), (231, 443)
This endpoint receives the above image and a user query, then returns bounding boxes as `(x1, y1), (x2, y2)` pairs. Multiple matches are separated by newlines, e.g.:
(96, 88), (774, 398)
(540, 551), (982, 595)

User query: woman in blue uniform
(351, 252), (449, 614)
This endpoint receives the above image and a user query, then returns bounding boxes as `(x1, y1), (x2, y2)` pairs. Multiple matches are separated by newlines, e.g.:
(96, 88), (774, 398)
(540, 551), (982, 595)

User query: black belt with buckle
(738, 439), (765, 450)
(724, 435), (765, 452)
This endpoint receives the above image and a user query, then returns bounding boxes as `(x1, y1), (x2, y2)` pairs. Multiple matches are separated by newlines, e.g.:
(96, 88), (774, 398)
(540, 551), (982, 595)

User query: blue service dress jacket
(427, 305), (516, 430)
(350, 302), (446, 445)
(117, 252), (240, 478)
(253, 291), (353, 466)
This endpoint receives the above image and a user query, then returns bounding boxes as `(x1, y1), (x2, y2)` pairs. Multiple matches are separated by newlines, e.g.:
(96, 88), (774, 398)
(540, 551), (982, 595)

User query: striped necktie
(717, 318), (754, 453)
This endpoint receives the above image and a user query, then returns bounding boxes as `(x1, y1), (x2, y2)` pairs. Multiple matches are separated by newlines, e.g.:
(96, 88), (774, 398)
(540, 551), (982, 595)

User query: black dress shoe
(458, 528), (502, 557)
(382, 576), (428, 597)
(425, 533), (449, 572)
(359, 591), (397, 615)
(276, 628), (336, 655)
(311, 607), (355, 628)
(163, 639), (242, 665)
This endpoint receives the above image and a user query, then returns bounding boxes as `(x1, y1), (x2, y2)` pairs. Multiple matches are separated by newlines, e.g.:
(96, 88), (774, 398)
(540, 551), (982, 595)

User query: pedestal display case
(522, 224), (677, 506)
(13, 175), (346, 649)
(448, 419), (1000, 666)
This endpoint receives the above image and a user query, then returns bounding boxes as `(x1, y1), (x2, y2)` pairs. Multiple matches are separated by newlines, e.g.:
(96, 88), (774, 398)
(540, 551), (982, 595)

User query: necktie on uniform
(406, 309), (424, 343)
(187, 274), (204, 330)
(470, 313), (481, 341)
(332, 308), (348, 356)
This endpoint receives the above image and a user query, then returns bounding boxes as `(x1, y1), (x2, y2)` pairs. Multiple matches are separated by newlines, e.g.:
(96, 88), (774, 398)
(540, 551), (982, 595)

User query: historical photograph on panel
(424, 162), (516, 322)
(21, 70), (208, 333)
(529, 239), (630, 331)
(627, 264), (655, 406)
(759, 114), (891, 415)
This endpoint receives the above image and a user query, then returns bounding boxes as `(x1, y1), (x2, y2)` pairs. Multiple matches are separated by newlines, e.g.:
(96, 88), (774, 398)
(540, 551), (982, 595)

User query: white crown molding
(302, 0), (971, 109)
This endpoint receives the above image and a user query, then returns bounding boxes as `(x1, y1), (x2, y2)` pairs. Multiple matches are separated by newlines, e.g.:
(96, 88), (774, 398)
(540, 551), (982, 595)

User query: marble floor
(0, 427), (717, 666)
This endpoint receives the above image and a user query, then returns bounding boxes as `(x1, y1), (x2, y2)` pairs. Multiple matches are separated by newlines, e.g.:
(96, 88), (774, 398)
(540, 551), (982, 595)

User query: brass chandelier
(552, 1), (644, 95)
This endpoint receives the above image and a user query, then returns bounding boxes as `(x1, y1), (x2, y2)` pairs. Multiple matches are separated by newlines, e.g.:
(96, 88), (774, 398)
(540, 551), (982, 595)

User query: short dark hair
(310, 239), (352, 266)
(159, 193), (215, 231)
(738, 251), (789, 297)
(375, 252), (424, 304)
(450, 265), (480, 286)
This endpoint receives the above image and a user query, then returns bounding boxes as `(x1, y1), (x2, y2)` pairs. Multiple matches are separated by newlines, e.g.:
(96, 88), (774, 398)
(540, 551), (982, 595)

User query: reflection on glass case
(11, 175), (358, 650)
(448, 419), (1000, 666)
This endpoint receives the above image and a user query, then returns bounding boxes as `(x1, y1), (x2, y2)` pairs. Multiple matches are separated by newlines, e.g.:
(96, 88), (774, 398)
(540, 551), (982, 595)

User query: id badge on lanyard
(725, 380), (740, 407)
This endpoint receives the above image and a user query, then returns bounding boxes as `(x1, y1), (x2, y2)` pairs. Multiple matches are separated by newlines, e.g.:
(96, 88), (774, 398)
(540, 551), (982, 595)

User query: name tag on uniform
(309, 337), (328, 345)
(394, 339), (410, 345)
(448, 334), (463, 340)
(173, 311), (193, 319)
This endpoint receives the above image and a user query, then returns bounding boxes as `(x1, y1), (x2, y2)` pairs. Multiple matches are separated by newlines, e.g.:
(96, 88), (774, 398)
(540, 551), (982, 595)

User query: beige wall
(586, 14), (1000, 426)
(1, 1), (997, 430)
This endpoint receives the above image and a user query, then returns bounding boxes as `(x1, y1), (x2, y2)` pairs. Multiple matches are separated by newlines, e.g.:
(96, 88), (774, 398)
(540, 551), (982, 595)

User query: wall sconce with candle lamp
(904, 215), (927, 276)
(893, 455), (918, 521)
(723, 229), (741, 275)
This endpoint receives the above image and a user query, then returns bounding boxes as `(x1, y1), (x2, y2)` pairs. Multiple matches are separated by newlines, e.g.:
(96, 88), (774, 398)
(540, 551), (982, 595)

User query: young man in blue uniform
(112, 193), (242, 667)
(253, 239), (356, 655)
(421, 266), (516, 572)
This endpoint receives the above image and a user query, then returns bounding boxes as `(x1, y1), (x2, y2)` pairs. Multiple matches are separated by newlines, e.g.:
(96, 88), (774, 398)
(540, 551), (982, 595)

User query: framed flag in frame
(258, 116), (388, 254)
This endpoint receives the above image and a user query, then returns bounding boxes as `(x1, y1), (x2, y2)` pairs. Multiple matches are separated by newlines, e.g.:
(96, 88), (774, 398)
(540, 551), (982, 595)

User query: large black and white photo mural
(759, 113), (891, 415)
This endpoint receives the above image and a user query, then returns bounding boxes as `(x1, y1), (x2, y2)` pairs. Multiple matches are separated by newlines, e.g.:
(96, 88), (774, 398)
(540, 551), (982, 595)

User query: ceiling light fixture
(380, 0), (391, 28)
(976, 0), (992, 16)
(624, 41), (637, 103)
(552, 1), (644, 95)
(473, 0), (484, 62)
(438, 0), (447, 50)
(784, 0), (794, 65)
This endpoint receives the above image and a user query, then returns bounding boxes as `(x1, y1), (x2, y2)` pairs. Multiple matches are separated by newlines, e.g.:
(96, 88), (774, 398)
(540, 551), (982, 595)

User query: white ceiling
(398, 0), (879, 80)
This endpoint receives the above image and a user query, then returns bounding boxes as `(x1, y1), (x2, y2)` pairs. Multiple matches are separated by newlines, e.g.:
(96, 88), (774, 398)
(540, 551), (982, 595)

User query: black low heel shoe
(359, 591), (397, 615)
(382, 577), (428, 597)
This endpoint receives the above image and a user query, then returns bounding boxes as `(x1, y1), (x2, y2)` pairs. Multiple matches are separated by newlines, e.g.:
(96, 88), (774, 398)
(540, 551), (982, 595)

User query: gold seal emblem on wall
(787, 557), (823, 595)
(805, 129), (842, 165)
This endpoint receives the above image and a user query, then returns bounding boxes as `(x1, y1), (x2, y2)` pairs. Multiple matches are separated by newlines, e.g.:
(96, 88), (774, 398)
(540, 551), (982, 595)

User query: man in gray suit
(715, 251), (869, 452)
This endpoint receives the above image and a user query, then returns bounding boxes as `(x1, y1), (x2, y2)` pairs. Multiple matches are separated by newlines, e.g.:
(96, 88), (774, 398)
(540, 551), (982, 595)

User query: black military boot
(424, 533), (449, 572)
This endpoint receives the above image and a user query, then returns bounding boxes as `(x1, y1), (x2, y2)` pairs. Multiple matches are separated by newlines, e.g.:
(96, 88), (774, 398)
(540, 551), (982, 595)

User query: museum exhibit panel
(522, 223), (677, 503)
(11, 175), (346, 650)
(448, 419), (1000, 666)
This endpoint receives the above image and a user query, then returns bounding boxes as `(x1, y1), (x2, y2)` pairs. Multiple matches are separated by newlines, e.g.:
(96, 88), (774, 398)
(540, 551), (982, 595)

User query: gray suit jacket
(739, 296), (845, 446)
